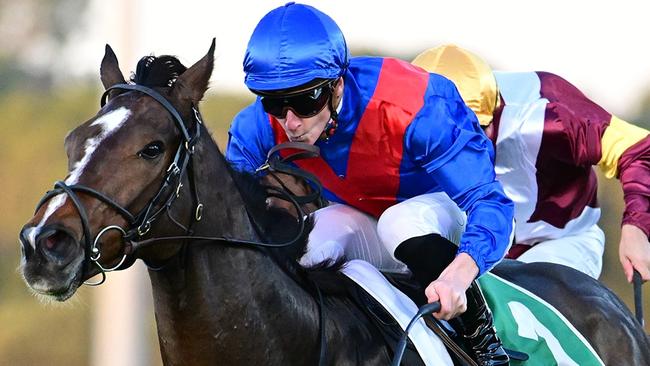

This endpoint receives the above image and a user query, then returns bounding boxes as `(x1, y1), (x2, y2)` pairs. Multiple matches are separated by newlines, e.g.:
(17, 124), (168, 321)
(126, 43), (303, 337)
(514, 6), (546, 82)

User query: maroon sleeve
(618, 136), (650, 236)
(536, 72), (650, 234)
(536, 72), (611, 167)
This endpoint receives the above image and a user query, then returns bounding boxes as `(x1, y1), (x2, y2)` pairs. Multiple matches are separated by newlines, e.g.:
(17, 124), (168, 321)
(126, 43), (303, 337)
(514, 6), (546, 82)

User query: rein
(633, 270), (645, 327)
(36, 84), (203, 284)
(34, 84), (328, 365)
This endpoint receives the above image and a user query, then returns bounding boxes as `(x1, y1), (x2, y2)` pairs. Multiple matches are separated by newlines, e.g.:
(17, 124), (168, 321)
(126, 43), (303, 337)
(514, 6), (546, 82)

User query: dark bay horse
(19, 41), (403, 366)
(19, 41), (650, 365)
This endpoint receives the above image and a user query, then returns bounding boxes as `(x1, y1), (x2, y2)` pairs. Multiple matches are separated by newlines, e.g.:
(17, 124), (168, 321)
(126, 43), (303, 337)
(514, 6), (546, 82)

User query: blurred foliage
(637, 93), (650, 129)
(0, 0), (89, 93)
(0, 75), (648, 365)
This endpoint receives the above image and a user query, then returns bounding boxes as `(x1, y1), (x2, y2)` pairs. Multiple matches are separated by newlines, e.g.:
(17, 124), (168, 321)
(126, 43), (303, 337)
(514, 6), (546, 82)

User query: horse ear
(172, 38), (215, 103)
(100, 44), (126, 89)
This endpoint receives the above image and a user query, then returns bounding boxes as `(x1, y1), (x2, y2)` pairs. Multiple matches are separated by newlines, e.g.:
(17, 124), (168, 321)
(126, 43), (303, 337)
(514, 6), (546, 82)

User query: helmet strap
(320, 115), (338, 141)
(319, 80), (342, 141)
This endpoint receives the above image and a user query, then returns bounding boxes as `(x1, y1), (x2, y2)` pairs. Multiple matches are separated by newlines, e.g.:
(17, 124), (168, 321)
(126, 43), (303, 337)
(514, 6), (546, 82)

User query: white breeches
(516, 224), (605, 279)
(299, 192), (467, 273)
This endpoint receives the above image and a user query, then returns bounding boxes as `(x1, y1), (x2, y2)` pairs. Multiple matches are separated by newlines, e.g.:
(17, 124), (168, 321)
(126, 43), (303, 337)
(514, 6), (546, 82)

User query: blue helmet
(243, 2), (349, 92)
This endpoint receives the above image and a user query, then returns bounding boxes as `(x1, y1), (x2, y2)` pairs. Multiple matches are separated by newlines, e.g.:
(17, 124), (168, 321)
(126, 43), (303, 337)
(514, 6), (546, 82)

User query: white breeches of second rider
(516, 224), (605, 279)
(299, 192), (467, 273)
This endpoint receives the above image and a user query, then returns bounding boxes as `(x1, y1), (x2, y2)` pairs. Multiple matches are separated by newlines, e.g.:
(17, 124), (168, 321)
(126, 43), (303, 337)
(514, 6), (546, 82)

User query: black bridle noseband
(36, 83), (323, 281)
(36, 83), (205, 285)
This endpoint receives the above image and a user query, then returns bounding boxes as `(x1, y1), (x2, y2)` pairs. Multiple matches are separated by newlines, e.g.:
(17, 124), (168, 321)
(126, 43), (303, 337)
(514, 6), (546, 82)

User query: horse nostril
(19, 227), (35, 260)
(35, 227), (77, 265)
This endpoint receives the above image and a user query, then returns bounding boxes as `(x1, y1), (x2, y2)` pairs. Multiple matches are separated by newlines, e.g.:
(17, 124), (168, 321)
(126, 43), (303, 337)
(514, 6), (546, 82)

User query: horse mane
(126, 53), (350, 295)
(228, 166), (349, 295)
(228, 167), (312, 259)
(130, 55), (187, 87)
(127, 53), (318, 267)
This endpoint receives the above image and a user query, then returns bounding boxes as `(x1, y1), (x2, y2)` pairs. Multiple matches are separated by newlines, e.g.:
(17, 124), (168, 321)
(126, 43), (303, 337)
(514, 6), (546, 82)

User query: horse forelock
(131, 55), (187, 88)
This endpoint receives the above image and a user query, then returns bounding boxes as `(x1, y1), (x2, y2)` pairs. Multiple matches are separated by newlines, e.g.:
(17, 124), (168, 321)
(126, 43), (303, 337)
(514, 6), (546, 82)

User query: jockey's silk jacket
(227, 56), (514, 275)
(489, 71), (650, 250)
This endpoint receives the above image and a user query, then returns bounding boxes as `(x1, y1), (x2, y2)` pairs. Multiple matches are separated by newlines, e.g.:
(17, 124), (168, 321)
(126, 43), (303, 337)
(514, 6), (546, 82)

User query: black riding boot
(394, 234), (509, 366)
(460, 281), (509, 366)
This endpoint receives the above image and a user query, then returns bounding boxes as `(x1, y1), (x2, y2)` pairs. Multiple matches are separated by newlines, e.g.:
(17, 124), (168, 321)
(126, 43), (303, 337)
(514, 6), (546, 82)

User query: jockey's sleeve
(535, 72), (650, 237)
(617, 133), (650, 236)
(226, 100), (276, 174)
(405, 81), (514, 276)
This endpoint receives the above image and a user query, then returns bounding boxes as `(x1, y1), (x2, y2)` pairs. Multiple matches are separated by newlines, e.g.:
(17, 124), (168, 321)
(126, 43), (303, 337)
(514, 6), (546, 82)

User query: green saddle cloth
(478, 273), (604, 366)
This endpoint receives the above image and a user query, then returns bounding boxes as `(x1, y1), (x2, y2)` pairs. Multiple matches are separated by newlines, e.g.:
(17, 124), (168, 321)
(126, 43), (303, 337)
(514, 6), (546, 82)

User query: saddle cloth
(341, 259), (605, 366)
(341, 259), (454, 365)
(479, 273), (604, 365)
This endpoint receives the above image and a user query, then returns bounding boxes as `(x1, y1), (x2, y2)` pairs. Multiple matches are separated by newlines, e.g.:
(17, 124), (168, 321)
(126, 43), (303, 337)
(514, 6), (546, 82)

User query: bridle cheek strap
(35, 84), (204, 283)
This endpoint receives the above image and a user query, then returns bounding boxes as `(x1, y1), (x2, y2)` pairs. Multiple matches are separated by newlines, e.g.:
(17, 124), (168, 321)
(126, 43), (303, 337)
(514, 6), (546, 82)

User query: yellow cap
(412, 44), (497, 126)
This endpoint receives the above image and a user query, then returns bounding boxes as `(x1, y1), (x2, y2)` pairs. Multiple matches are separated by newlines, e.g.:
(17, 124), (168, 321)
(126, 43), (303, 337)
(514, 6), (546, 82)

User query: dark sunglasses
(260, 81), (335, 119)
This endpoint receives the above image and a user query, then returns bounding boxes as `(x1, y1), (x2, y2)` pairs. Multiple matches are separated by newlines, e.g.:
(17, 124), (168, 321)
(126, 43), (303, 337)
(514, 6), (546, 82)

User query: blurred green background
(1, 0), (650, 365)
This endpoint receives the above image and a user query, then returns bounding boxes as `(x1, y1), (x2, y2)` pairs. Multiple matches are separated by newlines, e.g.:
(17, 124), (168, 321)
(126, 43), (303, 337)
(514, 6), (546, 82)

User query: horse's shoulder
(492, 260), (605, 295)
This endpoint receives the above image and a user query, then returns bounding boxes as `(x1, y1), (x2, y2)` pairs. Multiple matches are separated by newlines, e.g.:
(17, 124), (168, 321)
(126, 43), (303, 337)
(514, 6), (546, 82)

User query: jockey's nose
(284, 110), (302, 132)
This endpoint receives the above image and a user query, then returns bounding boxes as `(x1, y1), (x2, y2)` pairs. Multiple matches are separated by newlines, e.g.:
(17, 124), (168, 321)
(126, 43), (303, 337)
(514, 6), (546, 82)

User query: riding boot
(393, 233), (457, 289)
(460, 281), (510, 366)
(394, 234), (509, 366)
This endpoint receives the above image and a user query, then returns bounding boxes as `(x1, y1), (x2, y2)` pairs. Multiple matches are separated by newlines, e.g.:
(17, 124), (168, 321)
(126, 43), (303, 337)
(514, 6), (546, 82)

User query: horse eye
(138, 141), (165, 160)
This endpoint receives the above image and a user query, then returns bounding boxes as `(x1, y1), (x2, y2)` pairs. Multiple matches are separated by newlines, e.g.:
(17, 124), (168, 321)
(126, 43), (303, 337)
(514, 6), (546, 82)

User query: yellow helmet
(412, 44), (497, 126)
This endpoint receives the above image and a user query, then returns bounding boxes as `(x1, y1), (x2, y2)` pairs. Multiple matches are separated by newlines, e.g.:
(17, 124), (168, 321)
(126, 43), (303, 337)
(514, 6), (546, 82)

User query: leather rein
(34, 84), (328, 365)
(35, 84), (322, 283)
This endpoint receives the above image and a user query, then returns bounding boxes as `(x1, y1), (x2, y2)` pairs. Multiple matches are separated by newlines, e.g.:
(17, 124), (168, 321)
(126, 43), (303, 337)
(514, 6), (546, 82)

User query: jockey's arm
(543, 93), (650, 281)
(601, 119), (650, 282)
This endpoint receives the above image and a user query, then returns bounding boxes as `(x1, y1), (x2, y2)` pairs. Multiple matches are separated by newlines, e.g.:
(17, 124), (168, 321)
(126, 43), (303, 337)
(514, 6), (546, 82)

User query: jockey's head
(412, 45), (498, 127)
(243, 3), (348, 143)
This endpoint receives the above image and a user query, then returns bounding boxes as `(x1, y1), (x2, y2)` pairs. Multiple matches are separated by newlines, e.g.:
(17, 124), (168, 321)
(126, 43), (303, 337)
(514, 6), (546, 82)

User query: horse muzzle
(19, 223), (86, 301)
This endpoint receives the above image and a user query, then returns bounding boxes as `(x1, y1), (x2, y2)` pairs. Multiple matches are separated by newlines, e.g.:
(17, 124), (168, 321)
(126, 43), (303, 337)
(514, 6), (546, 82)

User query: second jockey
(413, 44), (650, 283)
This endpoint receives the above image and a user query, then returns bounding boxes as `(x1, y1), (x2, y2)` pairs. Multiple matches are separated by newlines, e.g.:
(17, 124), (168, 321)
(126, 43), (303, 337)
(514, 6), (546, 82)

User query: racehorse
(19, 41), (650, 365)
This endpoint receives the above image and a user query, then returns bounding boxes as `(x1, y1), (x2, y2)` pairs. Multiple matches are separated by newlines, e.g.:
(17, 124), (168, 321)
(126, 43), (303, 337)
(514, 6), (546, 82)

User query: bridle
(34, 83), (328, 365)
(35, 84), (205, 285)
(35, 84), (321, 284)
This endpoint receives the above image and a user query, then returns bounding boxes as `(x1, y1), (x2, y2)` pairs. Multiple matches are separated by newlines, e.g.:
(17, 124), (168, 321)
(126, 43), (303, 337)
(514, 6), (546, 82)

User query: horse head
(19, 40), (215, 301)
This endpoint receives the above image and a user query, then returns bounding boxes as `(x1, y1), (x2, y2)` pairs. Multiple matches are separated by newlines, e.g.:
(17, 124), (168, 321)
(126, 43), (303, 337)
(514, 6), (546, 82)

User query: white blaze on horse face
(27, 107), (132, 249)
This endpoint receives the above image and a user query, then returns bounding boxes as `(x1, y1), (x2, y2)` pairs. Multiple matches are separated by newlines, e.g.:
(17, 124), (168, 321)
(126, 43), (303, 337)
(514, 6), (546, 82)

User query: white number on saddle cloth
(478, 273), (605, 366)
(509, 302), (578, 365)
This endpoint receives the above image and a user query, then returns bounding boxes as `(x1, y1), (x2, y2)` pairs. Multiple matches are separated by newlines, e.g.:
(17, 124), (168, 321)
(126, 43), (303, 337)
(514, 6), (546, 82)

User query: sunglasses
(260, 82), (334, 119)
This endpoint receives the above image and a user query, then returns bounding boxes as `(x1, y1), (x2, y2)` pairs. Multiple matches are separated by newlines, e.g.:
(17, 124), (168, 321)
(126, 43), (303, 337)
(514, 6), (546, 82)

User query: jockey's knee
(376, 203), (422, 257)
(377, 196), (464, 258)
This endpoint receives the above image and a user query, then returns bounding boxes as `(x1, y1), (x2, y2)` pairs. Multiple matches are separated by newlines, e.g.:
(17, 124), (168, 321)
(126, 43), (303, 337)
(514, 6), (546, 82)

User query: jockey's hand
(424, 253), (479, 320)
(619, 224), (650, 282)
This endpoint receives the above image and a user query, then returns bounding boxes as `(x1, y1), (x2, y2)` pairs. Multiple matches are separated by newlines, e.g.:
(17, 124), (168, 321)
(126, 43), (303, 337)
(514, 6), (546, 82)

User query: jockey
(226, 3), (514, 365)
(412, 44), (650, 283)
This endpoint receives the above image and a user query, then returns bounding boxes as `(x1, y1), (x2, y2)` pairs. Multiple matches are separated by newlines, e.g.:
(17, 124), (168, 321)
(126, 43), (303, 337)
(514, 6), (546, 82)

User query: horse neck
(146, 134), (323, 365)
